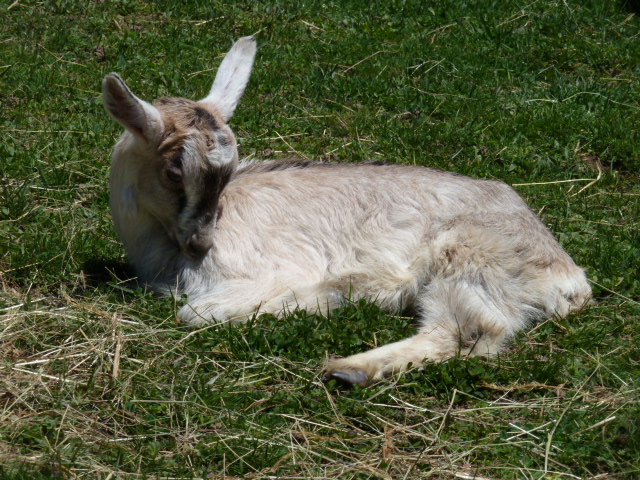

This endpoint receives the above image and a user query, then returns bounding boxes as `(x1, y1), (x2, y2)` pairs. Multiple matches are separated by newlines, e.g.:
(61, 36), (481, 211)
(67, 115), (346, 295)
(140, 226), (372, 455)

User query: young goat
(103, 37), (591, 386)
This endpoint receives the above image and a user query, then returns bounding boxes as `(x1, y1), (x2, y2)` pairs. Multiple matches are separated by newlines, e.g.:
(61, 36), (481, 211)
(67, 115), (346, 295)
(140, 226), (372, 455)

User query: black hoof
(322, 369), (369, 387)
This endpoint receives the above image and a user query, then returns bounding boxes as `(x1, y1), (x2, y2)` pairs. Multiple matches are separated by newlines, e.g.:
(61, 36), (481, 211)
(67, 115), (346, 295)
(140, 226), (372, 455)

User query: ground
(1, 1), (639, 478)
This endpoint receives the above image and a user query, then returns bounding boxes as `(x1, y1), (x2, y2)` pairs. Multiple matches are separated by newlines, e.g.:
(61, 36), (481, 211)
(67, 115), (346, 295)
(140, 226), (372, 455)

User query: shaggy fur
(102, 37), (591, 385)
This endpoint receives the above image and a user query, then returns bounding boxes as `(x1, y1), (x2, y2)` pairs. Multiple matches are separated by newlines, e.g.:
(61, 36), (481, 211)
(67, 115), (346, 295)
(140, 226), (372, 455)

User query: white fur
(103, 38), (591, 385)
(200, 36), (257, 122)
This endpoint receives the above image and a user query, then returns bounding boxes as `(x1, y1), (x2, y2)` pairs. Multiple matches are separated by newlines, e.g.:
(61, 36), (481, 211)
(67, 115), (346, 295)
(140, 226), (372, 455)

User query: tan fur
(103, 37), (592, 386)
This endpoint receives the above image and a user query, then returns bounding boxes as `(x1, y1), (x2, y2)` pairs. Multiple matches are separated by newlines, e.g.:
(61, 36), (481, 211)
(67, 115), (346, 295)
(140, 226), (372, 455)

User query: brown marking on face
(154, 97), (227, 156)
(191, 105), (220, 130)
(148, 97), (237, 234)
(155, 97), (223, 133)
(152, 98), (227, 192)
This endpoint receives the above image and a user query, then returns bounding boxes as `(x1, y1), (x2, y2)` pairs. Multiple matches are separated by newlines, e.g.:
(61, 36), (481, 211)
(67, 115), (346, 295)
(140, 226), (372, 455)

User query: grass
(1, 0), (639, 478)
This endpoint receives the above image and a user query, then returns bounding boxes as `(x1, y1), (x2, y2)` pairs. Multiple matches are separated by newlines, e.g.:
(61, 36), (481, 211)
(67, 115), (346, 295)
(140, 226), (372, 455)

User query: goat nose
(184, 234), (212, 259)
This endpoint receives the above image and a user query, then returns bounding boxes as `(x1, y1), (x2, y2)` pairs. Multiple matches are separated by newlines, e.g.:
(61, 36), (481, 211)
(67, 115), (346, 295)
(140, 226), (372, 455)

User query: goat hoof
(322, 369), (369, 387)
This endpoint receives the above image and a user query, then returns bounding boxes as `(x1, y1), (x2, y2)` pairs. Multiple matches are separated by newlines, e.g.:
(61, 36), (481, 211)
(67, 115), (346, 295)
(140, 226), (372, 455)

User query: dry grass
(2, 281), (638, 478)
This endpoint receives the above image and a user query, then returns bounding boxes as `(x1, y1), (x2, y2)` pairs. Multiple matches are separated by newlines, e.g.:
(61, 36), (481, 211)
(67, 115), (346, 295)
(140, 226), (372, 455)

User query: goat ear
(102, 73), (164, 144)
(200, 36), (257, 123)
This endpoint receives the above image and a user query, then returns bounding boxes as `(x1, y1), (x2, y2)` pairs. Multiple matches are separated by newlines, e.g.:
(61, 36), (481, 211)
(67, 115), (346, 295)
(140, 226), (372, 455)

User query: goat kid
(103, 36), (591, 386)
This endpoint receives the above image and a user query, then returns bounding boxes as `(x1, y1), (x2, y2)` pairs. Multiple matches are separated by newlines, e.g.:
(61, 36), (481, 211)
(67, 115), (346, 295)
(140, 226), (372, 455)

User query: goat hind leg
(323, 324), (457, 386)
(323, 277), (524, 386)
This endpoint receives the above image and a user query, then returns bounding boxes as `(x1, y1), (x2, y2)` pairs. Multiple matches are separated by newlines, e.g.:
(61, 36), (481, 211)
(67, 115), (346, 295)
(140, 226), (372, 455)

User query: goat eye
(166, 168), (182, 183)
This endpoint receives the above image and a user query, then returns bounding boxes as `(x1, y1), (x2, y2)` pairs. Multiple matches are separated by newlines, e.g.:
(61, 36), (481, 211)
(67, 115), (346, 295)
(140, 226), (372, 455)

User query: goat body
(103, 37), (591, 386)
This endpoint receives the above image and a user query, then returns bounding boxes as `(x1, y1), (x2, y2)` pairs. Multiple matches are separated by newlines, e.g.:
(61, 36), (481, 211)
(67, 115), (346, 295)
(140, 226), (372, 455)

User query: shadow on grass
(622, 0), (640, 14)
(81, 257), (138, 289)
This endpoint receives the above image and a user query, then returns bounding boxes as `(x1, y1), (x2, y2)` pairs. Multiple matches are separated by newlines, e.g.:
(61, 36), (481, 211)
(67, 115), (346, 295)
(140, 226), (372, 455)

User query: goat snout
(183, 233), (213, 259)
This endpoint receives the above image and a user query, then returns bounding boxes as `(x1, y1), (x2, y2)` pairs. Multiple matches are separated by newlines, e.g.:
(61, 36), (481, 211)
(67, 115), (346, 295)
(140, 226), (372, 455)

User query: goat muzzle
(183, 233), (213, 260)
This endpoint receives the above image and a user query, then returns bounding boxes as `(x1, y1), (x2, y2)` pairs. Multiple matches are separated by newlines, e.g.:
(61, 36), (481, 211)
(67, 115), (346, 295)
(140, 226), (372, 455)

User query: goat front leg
(177, 280), (275, 325)
(178, 281), (345, 326)
(178, 294), (257, 326)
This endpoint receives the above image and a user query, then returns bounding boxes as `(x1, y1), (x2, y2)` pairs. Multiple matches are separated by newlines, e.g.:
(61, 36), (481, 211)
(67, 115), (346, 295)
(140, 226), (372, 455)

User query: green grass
(1, 0), (639, 478)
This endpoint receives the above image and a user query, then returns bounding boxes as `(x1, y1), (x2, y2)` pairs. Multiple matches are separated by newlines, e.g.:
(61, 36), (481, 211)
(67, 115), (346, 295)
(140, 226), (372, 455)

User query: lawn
(1, 1), (639, 478)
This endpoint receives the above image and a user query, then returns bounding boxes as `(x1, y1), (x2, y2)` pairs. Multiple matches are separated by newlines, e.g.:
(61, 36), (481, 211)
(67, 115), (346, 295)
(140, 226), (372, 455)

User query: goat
(102, 36), (591, 386)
